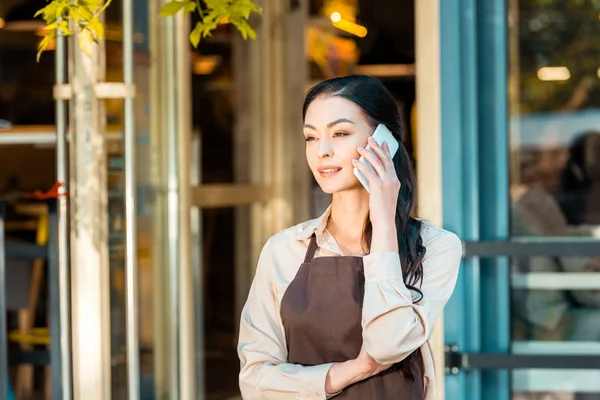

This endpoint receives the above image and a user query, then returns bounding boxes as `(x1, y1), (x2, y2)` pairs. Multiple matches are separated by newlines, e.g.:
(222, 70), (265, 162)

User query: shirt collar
(295, 204), (332, 245)
(296, 204), (368, 256)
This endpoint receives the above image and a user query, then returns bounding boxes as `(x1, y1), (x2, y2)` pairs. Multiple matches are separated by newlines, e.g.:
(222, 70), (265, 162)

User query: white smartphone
(353, 124), (399, 192)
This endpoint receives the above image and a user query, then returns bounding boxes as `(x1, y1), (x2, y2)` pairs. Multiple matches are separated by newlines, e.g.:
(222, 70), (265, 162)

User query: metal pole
(47, 201), (63, 400)
(163, 13), (180, 399)
(0, 202), (7, 400)
(190, 133), (204, 397)
(54, 33), (72, 400)
(122, 0), (140, 398)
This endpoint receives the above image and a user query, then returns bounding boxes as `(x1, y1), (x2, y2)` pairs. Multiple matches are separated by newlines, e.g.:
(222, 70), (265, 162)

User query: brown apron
(280, 235), (424, 399)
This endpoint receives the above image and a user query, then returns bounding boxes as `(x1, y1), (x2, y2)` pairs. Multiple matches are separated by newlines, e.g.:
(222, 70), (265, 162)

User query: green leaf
(232, 17), (256, 40)
(159, 1), (186, 17)
(203, 9), (224, 25)
(204, 0), (228, 13)
(246, 25), (256, 40)
(234, 1), (261, 19)
(183, 1), (196, 13)
(189, 21), (202, 47)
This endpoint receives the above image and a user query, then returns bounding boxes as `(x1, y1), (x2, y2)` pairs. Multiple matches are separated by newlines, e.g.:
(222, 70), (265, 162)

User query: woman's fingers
(357, 145), (386, 177)
(352, 158), (378, 183)
(368, 137), (394, 172)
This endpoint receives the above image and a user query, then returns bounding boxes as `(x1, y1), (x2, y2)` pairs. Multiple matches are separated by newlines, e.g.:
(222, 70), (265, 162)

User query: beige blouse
(238, 205), (462, 400)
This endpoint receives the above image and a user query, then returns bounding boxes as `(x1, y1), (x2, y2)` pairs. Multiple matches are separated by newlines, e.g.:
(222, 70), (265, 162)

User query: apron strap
(303, 234), (318, 263)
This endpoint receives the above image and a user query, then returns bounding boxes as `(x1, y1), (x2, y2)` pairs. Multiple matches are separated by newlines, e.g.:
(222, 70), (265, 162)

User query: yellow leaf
(70, 8), (81, 22)
(35, 2), (56, 19)
(56, 3), (67, 19)
(90, 18), (104, 40)
(36, 32), (55, 62)
(45, 21), (59, 31)
(78, 29), (94, 58)
(80, 0), (103, 12)
(58, 20), (70, 34)
(78, 6), (93, 21)
(41, 2), (60, 23)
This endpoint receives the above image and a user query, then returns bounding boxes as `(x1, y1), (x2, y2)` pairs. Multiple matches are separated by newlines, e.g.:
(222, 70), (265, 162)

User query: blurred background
(1, 0), (600, 399)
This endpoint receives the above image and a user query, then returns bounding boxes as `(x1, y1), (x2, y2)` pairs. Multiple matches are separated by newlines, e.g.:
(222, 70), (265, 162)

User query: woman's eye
(334, 132), (348, 137)
(304, 136), (316, 142)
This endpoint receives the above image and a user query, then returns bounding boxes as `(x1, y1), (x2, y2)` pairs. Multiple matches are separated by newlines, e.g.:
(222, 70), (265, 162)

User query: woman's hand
(325, 346), (394, 395)
(352, 137), (400, 252)
(355, 345), (394, 377)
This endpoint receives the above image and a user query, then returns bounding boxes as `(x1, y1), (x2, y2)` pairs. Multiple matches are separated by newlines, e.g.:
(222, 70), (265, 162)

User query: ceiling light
(192, 54), (222, 75)
(332, 18), (367, 38)
(537, 66), (570, 81)
(330, 12), (341, 23)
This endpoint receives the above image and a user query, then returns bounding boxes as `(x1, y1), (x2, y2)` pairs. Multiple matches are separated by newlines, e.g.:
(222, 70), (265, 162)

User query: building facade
(1, 0), (599, 399)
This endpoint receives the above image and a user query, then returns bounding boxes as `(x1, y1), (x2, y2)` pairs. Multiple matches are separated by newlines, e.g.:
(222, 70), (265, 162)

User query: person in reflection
(237, 75), (462, 399)
(511, 132), (600, 343)
(556, 131), (600, 226)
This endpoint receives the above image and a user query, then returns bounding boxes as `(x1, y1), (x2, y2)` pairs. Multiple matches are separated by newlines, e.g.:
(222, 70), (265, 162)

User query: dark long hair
(303, 75), (426, 298)
(557, 131), (600, 224)
(303, 75), (425, 376)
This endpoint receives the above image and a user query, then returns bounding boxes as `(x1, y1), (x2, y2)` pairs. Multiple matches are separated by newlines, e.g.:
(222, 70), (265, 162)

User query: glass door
(440, 0), (600, 399)
(190, 1), (311, 398)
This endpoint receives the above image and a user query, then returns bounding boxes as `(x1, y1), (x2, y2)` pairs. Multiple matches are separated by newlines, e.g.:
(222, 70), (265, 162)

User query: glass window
(509, 0), (600, 397)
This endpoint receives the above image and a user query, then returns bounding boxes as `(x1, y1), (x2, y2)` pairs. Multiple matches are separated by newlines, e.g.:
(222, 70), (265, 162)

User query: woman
(238, 75), (462, 399)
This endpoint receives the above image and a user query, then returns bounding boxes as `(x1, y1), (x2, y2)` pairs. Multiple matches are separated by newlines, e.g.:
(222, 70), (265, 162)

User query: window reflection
(509, 0), (600, 398)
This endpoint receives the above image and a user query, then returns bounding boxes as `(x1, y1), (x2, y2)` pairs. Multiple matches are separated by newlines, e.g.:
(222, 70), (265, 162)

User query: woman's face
(303, 95), (374, 194)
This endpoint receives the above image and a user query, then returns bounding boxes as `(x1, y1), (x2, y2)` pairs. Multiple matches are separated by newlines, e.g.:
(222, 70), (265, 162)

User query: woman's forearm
(370, 222), (398, 253)
(325, 359), (367, 394)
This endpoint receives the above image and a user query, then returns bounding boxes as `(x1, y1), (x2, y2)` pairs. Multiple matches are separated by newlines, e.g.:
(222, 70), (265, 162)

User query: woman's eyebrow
(303, 118), (355, 130)
(327, 118), (355, 127)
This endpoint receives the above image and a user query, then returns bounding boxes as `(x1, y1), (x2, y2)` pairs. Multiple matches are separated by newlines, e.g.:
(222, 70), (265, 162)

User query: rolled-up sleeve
(361, 231), (462, 365)
(238, 237), (335, 400)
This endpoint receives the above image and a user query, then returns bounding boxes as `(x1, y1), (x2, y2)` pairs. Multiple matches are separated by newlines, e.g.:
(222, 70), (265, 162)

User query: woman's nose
(317, 141), (333, 158)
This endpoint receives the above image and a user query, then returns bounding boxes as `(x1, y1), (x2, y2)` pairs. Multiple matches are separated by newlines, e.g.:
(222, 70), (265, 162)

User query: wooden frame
(415, 1), (445, 399)
(190, 185), (271, 209)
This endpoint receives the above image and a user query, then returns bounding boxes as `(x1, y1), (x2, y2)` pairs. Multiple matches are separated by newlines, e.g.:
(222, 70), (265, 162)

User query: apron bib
(280, 235), (424, 399)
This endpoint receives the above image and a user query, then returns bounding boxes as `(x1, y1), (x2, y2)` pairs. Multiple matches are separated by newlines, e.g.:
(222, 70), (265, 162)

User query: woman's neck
(327, 189), (370, 254)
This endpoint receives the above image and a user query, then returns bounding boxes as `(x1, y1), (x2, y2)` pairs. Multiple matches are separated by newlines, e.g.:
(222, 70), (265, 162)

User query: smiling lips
(318, 165), (342, 177)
